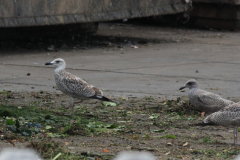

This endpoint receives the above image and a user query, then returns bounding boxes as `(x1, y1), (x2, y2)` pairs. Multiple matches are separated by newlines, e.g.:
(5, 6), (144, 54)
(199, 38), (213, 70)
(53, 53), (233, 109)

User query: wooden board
(0, 0), (191, 27)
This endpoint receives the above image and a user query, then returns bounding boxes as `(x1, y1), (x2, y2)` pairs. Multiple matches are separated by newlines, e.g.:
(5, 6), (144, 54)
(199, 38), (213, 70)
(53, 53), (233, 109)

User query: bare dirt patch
(0, 91), (239, 159)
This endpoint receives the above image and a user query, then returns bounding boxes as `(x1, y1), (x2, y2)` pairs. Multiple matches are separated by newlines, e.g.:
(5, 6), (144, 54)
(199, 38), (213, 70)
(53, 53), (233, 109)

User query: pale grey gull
(179, 79), (234, 117)
(0, 148), (42, 160)
(45, 58), (112, 114)
(114, 151), (157, 160)
(195, 103), (240, 145)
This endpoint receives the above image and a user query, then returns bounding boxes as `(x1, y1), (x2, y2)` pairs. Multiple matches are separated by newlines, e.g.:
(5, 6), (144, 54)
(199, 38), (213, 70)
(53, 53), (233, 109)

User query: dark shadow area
(0, 32), (163, 52)
(119, 12), (237, 32)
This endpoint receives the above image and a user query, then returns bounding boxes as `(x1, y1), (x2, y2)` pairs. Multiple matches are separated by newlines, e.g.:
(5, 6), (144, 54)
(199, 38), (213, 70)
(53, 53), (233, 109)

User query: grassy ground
(0, 90), (240, 160)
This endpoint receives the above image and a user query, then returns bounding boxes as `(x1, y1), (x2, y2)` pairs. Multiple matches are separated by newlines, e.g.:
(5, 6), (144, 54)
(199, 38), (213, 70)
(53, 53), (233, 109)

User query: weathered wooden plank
(0, 0), (191, 27)
(191, 3), (240, 20)
(31, 0), (48, 16)
(0, 0), (15, 18)
(16, 0), (33, 17)
(193, 0), (240, 5)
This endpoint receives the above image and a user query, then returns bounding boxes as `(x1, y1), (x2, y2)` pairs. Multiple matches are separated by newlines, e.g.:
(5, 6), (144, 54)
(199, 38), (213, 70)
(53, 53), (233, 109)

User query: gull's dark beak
(45, 62), (52, 65)
(179, 86), (186, 90)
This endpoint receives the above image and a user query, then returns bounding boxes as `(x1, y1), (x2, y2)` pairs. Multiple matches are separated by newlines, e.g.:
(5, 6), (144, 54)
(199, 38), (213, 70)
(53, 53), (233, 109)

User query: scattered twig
(52, 153), (62, 160)
(7, 139), (15, 146)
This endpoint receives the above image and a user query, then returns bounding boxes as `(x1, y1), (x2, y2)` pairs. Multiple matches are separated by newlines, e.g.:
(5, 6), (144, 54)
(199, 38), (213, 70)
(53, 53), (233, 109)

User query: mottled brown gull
(179, 79), (234, 117)
(195, 103), (240, 145)
(45, 58), (112, 114)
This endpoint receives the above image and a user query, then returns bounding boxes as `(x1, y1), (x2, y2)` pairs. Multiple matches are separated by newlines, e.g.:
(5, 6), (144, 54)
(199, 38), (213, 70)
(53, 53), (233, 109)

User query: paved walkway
(0, 23), (240, 99)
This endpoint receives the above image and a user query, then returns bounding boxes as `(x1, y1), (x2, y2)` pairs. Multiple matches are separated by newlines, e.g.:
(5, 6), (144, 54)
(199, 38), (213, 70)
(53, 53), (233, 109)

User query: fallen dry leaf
(95, 156), (103, 160)
(183, 142), (188, 147)
(14, 136), (24, 142)
(121, 97), (127, 100)
(65, 142), (69, 145)
(102, 149), (110, 153)
(182, 156), (190, 160)
(7, 139), (15, 146)
(70, 120), (77, 124)
(165, 151), (170, 155)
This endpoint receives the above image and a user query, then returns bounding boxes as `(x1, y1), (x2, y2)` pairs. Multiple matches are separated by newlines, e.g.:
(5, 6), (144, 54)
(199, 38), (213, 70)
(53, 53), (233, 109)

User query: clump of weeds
(26, 137), (80, 159)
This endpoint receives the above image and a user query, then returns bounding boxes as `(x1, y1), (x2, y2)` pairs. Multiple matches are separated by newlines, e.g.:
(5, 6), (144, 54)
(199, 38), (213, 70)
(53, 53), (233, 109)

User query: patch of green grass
(201, 149), (217, 156)
(0, 107), (17, 117)
(160, 134), (176, 139)
(0, 90), (11, 97)
(126, 125), (132, 130)
(145, 97), (154, 101)
(202, 137), (211, 143)
(0, 104), (108, 137)
(201, 136), (219, 143)
(222, 148), (240, 159)
(199, 148), (236, 159)
(61, 117), (91, 136)
(6, 119), (15, 125)
(0, 104), (51, 118)
(84, 119), (124, 135)
(142, 134), (150, 138)
(162, 97), (201, 117)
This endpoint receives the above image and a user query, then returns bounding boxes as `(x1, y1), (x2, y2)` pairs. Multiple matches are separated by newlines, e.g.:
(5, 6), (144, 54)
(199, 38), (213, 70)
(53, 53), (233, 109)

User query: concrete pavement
(0, 23), (240, 99)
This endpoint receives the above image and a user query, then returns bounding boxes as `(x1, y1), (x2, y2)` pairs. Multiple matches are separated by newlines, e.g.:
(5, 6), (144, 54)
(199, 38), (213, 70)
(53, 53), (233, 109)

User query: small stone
(47, 45), (55, 51)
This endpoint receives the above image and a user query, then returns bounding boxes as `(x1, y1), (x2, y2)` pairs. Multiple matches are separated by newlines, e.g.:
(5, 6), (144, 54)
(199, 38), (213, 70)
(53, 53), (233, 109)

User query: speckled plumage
(204, 103), (240, 126)
(54, 70), (103, 100)
(45, 58), (112, 114)
(188, 88), (234, 113)
(180, 79), (234, 114)
(201, 103), (240, 144)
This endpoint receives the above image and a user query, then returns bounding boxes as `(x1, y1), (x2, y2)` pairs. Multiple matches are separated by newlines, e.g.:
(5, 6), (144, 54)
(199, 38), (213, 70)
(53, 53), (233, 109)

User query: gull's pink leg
(236, 127), (239, 145)
(234, 127), (239, 145)
(71, 100), (82, 114)
(65, 98), (82, 115)
(71, 105), (74, 114)
(64, 98), (74, 115)
(236, 128), (238, 144)
(65, 97), (74, 109)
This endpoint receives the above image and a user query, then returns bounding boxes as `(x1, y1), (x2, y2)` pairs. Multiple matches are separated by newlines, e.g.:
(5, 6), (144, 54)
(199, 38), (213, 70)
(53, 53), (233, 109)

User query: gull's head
(179, 79), (198, 90)
(45, 58), (66, 69)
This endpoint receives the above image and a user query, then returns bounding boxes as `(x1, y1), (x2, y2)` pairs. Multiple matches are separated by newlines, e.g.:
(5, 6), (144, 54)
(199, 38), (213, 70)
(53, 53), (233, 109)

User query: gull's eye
(56, 61), (60, 63)
(188, 82), (193, 85)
